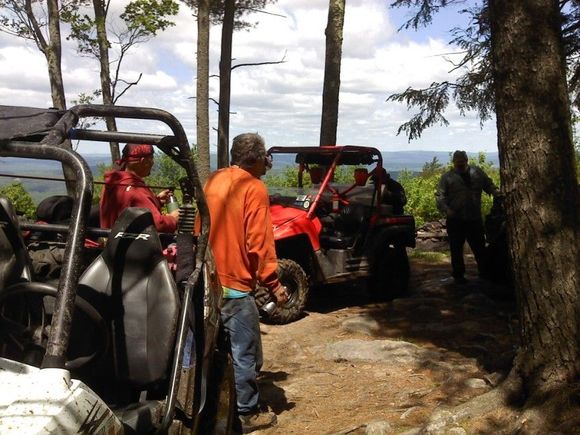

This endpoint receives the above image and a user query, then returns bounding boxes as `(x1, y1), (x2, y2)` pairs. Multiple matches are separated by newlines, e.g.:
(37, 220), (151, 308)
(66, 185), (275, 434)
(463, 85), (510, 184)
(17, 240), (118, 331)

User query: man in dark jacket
(99, 143), (179, 232)
(436, 150), (499, 284)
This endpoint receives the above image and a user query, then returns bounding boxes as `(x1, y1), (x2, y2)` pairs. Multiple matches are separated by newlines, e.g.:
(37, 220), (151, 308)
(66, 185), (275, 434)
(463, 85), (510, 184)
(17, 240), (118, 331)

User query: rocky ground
(255, 254), (519, 434)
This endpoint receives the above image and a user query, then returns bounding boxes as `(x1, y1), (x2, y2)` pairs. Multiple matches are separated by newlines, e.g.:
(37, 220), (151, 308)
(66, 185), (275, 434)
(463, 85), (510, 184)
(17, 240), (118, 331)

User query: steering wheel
(0, 281), (109, 370)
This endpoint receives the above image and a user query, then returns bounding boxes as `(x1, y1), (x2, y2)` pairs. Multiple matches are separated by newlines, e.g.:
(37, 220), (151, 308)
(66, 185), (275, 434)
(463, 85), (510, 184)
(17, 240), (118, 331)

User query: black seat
(78, 207), (180, 387)
(0, 197), (32, 289)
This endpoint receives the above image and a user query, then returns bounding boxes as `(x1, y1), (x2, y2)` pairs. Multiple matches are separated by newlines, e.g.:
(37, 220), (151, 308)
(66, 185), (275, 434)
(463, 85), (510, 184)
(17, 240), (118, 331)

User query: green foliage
(388, 1), (580, 140)
(183, 0), (275, 29)
(263, 165), (363, 188)
(399, 169), (442, 227)
(148, 152), (187, 198)
(408, 250), (448, 262)
(264, 166), (305, 188)
(421, 156), (444, 178)
(122, 0), (179, 35)
(0, 182), (36, 218)
(64, 0), (179, 55)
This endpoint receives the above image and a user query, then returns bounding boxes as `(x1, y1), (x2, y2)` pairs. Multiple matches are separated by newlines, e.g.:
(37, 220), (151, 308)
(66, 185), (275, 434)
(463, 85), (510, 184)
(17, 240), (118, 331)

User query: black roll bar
(0, 140), (93, 369)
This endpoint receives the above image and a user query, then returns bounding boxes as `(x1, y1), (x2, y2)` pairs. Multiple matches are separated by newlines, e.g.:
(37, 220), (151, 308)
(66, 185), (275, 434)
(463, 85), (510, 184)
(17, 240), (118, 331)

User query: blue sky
(0, 0), (496, 155)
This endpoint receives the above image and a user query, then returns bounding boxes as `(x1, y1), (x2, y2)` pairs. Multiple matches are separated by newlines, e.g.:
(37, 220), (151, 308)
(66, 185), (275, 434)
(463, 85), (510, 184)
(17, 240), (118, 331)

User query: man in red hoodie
(99, 143), (179, 232)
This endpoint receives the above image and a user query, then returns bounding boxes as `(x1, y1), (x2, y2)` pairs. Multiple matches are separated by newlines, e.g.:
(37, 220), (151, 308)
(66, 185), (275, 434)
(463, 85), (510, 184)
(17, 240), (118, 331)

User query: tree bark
(319, 0), (345, 146)
(196, 0), (211, 182)
(46, 0), (66, 110)
(217, 0), (235, 168)
(489, 0), (580, 395)
(93, 0), (120, 163)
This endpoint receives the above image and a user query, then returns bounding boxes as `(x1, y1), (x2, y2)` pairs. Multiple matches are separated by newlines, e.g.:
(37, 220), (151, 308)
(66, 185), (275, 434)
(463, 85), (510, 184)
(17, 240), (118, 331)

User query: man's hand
(272, 284), (289, 306)
(169, 209), (180, 221)
(157, 189), (172, 205)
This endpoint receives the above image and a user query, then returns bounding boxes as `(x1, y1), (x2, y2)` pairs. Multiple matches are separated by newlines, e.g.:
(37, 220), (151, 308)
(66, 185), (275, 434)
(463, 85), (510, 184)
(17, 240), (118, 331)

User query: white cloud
(0, 0), (497, 155)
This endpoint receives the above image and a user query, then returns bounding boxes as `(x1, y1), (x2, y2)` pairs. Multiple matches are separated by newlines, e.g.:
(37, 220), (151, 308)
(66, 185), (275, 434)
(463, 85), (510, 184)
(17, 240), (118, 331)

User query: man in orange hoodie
(99, 143), (179, 233)
(203, 133), (287, 433)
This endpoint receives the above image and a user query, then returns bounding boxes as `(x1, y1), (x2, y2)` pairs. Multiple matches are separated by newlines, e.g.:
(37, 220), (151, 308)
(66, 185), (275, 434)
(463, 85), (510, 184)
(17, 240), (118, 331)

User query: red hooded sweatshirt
(99, 170), (177, 233)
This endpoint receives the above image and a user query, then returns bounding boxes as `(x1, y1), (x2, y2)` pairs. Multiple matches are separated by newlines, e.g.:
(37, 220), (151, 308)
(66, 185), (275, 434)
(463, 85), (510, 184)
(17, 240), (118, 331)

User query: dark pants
(446, 218), (486, 279)
(221, 295), (263, 414)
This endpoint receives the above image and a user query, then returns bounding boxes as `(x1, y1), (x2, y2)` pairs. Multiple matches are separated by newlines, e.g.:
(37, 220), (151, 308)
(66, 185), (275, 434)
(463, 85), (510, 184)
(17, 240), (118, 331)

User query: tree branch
(231, 52), (287, 71)
(113, 72), (142, 103)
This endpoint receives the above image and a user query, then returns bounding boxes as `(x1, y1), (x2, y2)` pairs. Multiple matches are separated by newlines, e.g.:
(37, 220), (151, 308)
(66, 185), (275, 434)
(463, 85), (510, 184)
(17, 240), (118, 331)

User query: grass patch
(409, 250), (449, 263)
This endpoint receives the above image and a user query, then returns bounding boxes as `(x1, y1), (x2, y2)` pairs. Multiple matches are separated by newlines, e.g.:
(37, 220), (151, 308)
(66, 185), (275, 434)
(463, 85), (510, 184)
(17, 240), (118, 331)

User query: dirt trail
(255, 257), (517, 434)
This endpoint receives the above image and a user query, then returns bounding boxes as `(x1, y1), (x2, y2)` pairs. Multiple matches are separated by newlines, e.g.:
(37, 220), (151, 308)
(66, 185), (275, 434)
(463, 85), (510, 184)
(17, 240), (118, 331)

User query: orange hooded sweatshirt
(202, 166), (280, 294)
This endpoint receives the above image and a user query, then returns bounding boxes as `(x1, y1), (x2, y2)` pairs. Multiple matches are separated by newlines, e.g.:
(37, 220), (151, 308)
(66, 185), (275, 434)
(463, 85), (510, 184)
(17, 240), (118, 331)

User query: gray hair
(230, 133), (266, 168)
(452, 150), (468, 161)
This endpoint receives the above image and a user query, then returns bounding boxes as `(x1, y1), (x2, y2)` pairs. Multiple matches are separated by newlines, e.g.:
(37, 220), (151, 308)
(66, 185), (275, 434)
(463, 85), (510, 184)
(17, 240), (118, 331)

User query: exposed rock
(465, 378), (489, 389)
(446, 428), (467, 435)
(341, 316), (381, 335)
(424, 410), (455, 433)
(484, 372), (505, 387)
(365, 420), (393, 434)
(323, 339), (441, 365)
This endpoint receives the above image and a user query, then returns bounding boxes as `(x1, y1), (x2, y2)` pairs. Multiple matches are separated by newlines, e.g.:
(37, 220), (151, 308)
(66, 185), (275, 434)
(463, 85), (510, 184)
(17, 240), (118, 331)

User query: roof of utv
(0, 106), (63, 141)
(267, 145), (383, 166)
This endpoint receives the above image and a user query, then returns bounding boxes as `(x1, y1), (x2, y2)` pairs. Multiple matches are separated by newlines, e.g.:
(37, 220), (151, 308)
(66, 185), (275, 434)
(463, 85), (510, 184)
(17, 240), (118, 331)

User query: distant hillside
(0, 150), (499, 203)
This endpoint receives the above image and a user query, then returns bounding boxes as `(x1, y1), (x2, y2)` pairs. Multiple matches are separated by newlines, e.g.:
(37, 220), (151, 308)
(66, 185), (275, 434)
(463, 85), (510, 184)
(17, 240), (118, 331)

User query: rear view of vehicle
(0, 105), (234, 434)
(254, 146), (416, 324)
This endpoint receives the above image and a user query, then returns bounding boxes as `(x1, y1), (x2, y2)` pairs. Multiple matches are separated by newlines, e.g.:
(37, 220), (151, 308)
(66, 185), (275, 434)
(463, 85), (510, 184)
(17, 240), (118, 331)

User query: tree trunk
(319, 0), (345, 146)
(47, 0), (77, 194)
(196, 0), (211, 182)
(46, 0), (66, 111)
(93, 0), (120, 163)
(217, 0), (235, 168)
(489, 0), (580, 396)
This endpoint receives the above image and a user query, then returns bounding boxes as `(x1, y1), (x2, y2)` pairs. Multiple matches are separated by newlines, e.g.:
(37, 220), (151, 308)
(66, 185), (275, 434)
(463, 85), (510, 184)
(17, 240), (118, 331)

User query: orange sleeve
(244, 182), (280, 293)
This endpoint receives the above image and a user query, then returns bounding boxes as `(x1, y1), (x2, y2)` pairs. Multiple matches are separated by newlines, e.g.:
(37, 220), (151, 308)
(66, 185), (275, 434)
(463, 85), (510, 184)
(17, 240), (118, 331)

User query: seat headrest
(36, 195), (74, 223)
(103, 207), (164, 273)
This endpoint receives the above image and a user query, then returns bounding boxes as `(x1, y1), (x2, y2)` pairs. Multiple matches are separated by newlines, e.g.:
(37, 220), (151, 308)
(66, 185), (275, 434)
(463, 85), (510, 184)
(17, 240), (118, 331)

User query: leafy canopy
(0, 182), (36, 218)
(388, 0), (580, 141)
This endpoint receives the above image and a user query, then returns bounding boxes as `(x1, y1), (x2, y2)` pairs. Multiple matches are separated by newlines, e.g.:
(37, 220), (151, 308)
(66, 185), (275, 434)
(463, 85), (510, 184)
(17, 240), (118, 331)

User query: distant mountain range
(0, 150), (499, 203)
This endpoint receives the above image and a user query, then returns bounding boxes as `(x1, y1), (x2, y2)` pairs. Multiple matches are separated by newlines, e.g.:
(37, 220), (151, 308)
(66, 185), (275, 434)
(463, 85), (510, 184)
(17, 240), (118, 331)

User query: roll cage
(0, 104), (211, 431)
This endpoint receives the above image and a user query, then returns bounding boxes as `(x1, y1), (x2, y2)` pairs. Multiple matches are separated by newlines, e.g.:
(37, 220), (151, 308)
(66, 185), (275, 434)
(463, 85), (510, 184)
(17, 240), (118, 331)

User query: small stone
(464, 378), (488, 389)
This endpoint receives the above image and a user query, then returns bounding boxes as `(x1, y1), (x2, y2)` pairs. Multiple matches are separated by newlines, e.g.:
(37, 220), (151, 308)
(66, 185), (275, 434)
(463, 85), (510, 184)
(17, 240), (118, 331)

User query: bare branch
(113, 72), (142, 103)
(231, 51), (287, 71)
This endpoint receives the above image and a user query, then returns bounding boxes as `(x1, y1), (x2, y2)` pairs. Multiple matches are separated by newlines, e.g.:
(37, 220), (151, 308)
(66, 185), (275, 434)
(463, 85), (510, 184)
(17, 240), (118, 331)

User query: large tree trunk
(217, 0), (235, 168)
(46, 0), (66, 111)
(319, 0), (345, 146)
(489, 0), (580, 396)
(196, 0), (211, 182)
(93, 0), (120, 163)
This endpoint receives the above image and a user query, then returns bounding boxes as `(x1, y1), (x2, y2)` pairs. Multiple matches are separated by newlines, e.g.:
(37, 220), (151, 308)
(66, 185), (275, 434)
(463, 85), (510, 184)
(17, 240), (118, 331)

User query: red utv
(254, 146), (416, 324)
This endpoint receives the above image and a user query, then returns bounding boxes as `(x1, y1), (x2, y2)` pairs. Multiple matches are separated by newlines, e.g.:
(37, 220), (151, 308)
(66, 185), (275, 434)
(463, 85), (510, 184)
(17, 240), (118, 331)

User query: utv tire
(369, 246), (410, 301)
(254, 259), (309, 324)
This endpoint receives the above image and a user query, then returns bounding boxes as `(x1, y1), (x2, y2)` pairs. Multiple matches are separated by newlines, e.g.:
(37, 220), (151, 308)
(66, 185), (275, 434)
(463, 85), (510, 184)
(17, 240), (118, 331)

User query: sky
(0, 0), (496, 155)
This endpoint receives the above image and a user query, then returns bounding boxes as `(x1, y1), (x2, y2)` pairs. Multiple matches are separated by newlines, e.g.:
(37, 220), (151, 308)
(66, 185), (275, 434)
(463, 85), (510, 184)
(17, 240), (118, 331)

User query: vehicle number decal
(303, 200), (310, 209)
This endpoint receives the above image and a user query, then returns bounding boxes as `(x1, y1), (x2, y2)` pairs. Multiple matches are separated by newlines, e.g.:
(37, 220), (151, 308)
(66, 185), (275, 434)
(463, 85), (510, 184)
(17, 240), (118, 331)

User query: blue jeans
(221, 295), (263, 414)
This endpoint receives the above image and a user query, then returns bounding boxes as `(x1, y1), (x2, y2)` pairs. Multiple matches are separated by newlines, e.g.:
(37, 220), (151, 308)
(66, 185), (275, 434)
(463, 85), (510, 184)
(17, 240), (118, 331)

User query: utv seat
(0, 197), (32, 290)
(77, 207), (180, 418)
